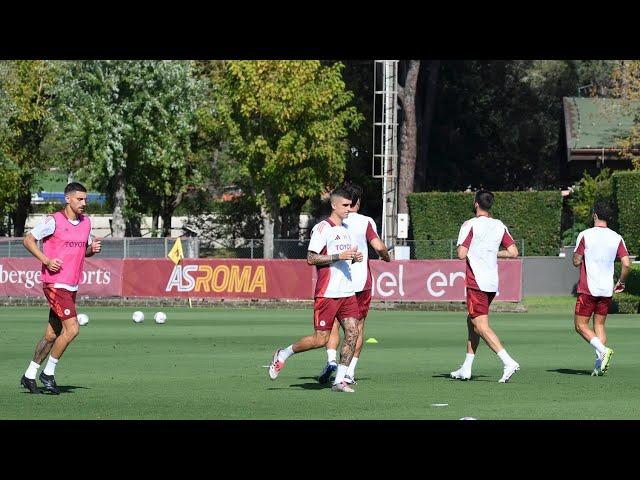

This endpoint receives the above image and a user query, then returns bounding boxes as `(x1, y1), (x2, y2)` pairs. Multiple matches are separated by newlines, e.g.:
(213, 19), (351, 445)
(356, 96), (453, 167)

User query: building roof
(563, 97), (638, 150)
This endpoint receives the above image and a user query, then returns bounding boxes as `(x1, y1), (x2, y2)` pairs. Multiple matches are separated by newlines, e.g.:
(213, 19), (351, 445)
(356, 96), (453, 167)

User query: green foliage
(569, 169), (613, 226)
(614, 263), (640, 296)
(407, 191), (562, 258)
(612, 171), (640, 256)
(562, 222), (587, 247)
(610, 292), (640, 314)
(52, 60), (207, 230)
(216, 60), (363, 212)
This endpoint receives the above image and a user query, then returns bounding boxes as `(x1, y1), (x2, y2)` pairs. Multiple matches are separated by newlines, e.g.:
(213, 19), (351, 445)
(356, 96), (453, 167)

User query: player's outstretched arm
(370, 237), (391, 262)
(497, 244), (519, 259)
(307, 248), (358, 266)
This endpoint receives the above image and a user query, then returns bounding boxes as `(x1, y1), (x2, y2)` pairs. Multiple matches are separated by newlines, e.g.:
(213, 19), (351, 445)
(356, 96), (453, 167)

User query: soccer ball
(132, 311), (145, 323)
(77, 313), (89, 326)
(154, 312), (167, 324)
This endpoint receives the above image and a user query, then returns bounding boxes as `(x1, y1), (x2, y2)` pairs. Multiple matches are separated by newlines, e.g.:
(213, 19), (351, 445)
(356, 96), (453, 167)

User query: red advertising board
(0, 258), (522, 301)
(0, 258), (123, 297)
(121, 259), (315, 299)
(368, 259), (522, 301)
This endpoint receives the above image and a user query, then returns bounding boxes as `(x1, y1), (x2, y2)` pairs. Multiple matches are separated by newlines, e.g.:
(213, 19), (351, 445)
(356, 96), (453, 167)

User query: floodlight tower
(372, 60), (399, 248)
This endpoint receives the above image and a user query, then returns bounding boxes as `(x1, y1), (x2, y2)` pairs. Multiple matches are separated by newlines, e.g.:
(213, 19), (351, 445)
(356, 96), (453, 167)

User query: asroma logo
(319, 320), (326, 327)
(64, 309), (71, 316)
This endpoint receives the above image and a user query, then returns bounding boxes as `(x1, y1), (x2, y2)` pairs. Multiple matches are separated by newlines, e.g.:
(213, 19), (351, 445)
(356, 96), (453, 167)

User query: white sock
(327, 349), (337, 364)
(334, 364), (348, 384)
(346, 357), (359, 378)
(589, 337), (607, 356)
(278, 346), (295, 362)
(25, 361), (40, 380)
(43, 356), (58, 376)
(497, 349), (516, 367)
(462, 353), (475, 370)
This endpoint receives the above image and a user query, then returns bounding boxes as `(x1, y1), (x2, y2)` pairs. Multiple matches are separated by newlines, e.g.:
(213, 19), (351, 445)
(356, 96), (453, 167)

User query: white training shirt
(574, 227), (629, 297)
(30, 215), (93, 292)
(308, 218), (355, 298)
(343, 212), (379, 292)
(457, 216), (515, 293)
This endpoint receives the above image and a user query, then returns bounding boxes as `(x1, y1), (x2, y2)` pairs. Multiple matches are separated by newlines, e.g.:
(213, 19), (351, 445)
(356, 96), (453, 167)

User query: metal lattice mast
(372, 60), (399, 247)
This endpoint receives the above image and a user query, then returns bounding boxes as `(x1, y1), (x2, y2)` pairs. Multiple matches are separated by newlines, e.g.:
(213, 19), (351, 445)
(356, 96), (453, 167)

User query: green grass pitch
(1, 297), (639, 419)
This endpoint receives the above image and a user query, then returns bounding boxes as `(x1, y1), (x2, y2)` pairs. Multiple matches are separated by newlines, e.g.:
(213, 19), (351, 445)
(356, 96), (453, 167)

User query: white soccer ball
(154, 311), (167, 324)
(77, 313), (89, 326)
(132, 311), (145, 323)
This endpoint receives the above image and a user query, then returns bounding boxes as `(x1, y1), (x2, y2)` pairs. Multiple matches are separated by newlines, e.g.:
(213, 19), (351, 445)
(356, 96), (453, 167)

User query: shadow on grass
(432, 373), (490, 381)
(21, 385), (90, 395)
(546, 368), (593, 376)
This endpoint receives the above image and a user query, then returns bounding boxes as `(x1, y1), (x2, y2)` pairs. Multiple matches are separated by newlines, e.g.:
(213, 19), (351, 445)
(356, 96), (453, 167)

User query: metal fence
(0, 237), (199, 259)
(200, 238), (527, 260)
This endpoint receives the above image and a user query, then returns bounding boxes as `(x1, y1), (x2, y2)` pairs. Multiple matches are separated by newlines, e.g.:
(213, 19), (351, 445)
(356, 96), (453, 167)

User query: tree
(0, 60), (56, 236)
(397, 60), (421, 214)
(216, 61), (362, 258)
(609, 60), (640, 168)
(53, 61), (206, 237)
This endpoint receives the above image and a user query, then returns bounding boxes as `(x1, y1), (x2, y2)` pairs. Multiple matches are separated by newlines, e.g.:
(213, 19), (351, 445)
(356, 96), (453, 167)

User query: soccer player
(317, 183), (391, 385)
(572, 202), (630, 376)
(268, 186), (363, 393)
(20, 182), (101, 394)
(450, 189), (521, 383)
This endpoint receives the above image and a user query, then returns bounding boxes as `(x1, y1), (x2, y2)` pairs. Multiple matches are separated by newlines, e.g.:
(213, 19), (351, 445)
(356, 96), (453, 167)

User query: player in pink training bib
(20, 182), (101, 395)
(267, 186), (363, 393)
(572, 202), (631, 376)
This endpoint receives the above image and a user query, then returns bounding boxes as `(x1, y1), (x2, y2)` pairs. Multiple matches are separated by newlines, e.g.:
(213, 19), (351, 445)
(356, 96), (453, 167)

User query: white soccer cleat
(591, 356), (603, 377)
(450, 366), (471, 380)
(344, 375), (357, 385)
(498, 362), (520, 383)
(331, 381), (355, 393)
(268, 349), (285, 380)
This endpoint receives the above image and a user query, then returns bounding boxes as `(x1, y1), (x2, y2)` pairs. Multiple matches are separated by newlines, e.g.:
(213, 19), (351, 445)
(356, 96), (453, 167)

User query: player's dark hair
(593, 201), (612, 222)
(348, 183), (362, 207)
(330, 186), (353, 203)
(475, 189), (494, 211)
(64, 182), (87, 194)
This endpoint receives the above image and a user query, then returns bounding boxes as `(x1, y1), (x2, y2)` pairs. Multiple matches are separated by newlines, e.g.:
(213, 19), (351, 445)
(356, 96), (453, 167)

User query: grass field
(2, 296), (640, 420)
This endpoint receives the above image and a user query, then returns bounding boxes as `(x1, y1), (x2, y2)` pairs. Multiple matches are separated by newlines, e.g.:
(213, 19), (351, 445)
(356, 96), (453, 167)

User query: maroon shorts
(314, 295), (361, 331)
(355, 289), (372, 320)
(575, 293), (612, 317)
(466, 288), (496, 318)
(43, 283), (78, 321)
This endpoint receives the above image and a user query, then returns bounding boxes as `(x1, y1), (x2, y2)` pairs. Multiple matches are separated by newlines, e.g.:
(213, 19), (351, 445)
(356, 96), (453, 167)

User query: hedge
(610, 292), (640, 314)
(407, 191), (562, 258)
(612, 171), (640, 256)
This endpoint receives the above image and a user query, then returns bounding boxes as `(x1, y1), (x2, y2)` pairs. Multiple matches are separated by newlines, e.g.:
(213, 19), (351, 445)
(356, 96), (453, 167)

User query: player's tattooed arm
(307, 251), (338, 266)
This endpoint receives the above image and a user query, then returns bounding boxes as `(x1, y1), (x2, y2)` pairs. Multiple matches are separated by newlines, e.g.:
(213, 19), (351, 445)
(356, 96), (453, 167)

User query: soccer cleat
(600, 348), (614, 374)
(591, 357), (603, 377)
(268, 349), (285, 380)
(344, 375), (357, 385)
(331, 381), (355, 393)
(450, 366), (471, 380)
(498, 362), (520, 383)
(20, 375), (41, 394)
(39, 372), (60, 395)
(318, 362), (337, 384)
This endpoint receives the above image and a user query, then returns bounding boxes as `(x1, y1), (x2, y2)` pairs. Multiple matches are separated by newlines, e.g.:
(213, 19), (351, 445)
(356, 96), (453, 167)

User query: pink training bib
(41, 211), (92, 286)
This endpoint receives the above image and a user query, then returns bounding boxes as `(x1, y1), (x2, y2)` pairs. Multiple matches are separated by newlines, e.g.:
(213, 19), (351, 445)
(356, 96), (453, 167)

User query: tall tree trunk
(126, 216), (141, 237)
(415, 60), (440, 192)
(110, 168), (126, 238)
(261, 190), (280, 259)
(152, 212), (160, 237)
(11, 177), (33, 237)
(161, 199), (173, 237)
(397, 60), (421, 215)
